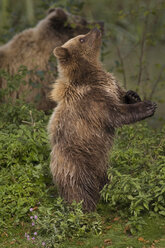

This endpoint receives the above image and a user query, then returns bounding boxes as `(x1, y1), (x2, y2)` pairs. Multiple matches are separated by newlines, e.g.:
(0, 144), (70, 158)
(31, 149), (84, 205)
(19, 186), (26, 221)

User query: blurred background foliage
(0, 0), (165, 125)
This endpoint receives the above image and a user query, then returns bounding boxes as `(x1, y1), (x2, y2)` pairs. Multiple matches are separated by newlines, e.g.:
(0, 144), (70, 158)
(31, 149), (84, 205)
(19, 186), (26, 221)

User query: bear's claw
(143, 101), (157, 117)
(125, 90), (141, 104)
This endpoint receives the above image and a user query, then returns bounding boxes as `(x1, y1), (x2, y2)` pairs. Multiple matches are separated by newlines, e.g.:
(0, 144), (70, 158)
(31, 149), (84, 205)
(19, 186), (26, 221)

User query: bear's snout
(90, 28), (101, 37)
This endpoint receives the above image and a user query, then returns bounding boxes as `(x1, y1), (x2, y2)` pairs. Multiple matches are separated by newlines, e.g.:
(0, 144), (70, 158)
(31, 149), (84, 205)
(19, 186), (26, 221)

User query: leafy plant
(101, 123), (165, 234)
(25, 200), (102, 248)
(0, 98), (52, 229)
(0, 66), (28, 99)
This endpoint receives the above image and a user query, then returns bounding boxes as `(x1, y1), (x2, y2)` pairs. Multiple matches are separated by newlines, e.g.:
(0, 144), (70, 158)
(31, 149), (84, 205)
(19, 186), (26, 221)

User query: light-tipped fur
(48, 29), (156, 211)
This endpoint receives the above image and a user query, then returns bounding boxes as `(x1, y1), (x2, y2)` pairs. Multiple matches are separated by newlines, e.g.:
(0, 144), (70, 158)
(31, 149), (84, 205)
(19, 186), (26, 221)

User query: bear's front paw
(125, 90), (141, 104)
(142, 101), (157, 117)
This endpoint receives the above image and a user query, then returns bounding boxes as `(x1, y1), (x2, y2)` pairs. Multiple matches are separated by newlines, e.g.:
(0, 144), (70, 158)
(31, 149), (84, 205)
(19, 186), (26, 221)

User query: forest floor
(1, 207), (165, 248)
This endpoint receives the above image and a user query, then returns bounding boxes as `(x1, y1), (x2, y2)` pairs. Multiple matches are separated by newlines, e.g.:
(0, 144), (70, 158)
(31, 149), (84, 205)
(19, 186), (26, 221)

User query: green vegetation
(101, 123), (165, 234)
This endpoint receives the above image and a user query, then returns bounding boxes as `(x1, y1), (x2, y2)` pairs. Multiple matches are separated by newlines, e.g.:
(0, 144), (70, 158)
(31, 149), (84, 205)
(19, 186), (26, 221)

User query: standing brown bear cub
(48, 29), (156, 212)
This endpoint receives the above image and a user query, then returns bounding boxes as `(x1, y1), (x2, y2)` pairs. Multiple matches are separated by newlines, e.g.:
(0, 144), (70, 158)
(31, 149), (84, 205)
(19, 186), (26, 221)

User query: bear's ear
(53, 47), (70, 60)
(47, 8), (56, 15)
(48, 8), (67, 23)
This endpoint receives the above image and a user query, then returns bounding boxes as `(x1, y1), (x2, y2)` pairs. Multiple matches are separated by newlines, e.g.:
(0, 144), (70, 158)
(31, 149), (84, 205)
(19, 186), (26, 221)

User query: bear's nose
(90, 28), (101, 37)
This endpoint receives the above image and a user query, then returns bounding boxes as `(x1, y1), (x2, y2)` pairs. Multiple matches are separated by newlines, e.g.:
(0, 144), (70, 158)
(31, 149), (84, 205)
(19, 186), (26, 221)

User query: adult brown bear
(48, 28), (156, 212)
(0, 8), (103, 110)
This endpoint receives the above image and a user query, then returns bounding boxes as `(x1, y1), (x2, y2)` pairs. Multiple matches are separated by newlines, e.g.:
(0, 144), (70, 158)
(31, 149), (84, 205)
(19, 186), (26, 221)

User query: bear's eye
(79, 38), (85, 43)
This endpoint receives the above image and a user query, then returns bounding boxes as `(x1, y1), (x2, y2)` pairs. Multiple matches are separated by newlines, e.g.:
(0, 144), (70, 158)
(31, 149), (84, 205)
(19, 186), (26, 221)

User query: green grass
(1, 205), (165, 248)
(0, 225), (37, 248)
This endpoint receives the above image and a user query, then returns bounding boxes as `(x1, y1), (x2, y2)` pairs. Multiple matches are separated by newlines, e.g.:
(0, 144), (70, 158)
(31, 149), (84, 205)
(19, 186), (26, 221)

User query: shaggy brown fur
(0, 8), (103, 110)
(48, 29), (157, 212)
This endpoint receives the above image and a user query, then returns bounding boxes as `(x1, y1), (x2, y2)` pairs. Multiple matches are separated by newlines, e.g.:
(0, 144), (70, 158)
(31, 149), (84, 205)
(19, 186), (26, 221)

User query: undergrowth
(101, 123), (165, 234)
(0, 101), (50, 228)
